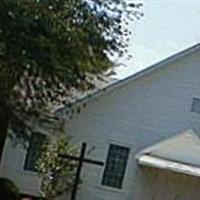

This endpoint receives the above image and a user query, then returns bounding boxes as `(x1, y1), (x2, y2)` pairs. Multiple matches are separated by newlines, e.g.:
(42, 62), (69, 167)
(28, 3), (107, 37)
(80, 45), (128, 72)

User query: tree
(0, 0), (142, 160)
(36, 134), (78, 199)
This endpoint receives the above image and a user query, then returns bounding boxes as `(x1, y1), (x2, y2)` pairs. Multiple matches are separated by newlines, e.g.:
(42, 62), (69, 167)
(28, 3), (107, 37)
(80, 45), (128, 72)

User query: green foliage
(36, 134), (78, 199)
(0, 0), (142, 142)
(0, 178), (20, 200)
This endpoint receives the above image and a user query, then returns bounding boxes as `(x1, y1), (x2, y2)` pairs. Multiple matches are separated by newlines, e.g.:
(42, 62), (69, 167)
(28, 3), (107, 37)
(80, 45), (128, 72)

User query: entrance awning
(136, 129), (200, 177)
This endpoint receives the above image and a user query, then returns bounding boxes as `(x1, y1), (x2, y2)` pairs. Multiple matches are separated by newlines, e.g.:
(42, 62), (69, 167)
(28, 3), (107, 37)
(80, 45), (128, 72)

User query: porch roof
(136, 129), (200, 177)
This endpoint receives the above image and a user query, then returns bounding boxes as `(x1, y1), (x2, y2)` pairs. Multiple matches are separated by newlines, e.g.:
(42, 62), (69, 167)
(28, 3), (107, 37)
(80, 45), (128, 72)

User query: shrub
(0, 177), (21, 200)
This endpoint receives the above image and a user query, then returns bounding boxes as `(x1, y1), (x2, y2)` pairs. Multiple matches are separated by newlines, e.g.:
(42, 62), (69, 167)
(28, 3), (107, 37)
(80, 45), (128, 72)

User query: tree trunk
(0, 99), (10, 162)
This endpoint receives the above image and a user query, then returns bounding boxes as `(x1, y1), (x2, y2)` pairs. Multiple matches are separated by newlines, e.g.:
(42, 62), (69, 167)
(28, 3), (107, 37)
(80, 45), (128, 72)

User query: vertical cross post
(59, 142), (104, 200)
(71, 143), (86, 200)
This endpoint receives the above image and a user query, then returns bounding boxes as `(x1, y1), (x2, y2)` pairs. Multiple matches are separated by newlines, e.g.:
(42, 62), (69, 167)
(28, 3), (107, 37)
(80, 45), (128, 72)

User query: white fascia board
(137, 155), (200, 177)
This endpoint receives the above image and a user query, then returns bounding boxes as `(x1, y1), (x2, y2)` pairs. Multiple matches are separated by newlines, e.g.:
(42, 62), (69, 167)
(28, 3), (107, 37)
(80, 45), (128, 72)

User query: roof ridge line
(55, 42), (200, 114)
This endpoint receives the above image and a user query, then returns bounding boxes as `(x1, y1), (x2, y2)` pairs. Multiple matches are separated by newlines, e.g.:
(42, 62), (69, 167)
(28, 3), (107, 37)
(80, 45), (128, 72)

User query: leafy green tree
(36, 134), (78, 199)
(0, 0), (142, 160)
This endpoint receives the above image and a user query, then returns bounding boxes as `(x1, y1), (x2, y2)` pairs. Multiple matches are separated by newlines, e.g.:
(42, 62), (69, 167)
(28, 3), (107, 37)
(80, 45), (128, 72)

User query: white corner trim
(137, 155), (200, 177)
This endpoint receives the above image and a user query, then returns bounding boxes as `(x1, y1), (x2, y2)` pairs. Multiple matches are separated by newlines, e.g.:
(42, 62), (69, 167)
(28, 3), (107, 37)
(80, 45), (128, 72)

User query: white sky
(113, 0), (200, 80)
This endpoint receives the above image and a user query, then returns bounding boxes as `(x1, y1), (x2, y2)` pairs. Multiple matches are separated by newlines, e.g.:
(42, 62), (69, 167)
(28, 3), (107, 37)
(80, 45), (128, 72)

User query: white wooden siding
(2, 48), (200, 199)
(64, 48), (200, 200)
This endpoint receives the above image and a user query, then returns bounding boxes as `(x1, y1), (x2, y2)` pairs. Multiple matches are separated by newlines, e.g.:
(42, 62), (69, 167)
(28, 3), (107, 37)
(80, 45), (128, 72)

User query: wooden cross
(59, 142), (104, 200)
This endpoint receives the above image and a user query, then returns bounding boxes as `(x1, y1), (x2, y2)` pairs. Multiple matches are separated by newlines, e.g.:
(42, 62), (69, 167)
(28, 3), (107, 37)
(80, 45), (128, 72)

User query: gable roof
(136, 129), (200, 177)
(55, 42), (200, 113)
(111, 43), (200, 89)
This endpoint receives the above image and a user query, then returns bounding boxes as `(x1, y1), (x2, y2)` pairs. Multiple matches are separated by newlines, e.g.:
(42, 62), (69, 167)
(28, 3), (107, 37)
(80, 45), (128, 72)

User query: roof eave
(54, 42), (200, 114)
(137, 154), (200, 177)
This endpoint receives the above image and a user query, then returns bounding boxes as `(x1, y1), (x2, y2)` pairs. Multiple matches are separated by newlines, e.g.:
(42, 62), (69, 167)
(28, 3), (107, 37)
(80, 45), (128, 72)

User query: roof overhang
(138, 154), (200, 177)
(136, 129), (200, 177)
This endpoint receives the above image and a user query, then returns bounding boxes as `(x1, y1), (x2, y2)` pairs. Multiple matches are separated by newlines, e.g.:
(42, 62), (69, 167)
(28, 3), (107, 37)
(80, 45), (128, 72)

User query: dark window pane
(102, 144), (130, 189)
(24, 133), (47, 172)
(191, 97), (200, 113)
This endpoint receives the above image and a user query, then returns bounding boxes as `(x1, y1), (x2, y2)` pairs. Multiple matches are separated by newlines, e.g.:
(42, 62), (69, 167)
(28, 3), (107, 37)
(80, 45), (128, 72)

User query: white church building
(2, 43), (200, 200)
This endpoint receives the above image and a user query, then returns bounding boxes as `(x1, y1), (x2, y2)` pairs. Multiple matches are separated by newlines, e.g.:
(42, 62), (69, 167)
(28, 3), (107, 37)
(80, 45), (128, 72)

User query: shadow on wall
(139, 166), (200, 200)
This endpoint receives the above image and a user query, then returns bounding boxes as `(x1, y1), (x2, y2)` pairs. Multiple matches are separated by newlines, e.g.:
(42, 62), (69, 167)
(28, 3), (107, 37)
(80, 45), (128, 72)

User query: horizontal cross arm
(59, 154), (104, 166)
(59, 154), (80, 161)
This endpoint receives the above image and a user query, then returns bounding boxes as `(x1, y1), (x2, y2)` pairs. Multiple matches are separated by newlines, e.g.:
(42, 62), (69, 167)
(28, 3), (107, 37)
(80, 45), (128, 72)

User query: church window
(102, 144), (130, 189)
(191, 97), (200, 114)
(24, 132), (47, 172)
